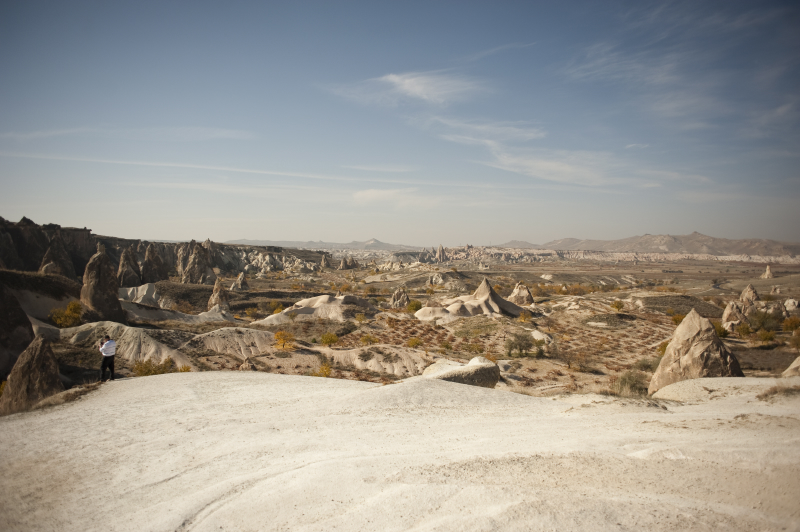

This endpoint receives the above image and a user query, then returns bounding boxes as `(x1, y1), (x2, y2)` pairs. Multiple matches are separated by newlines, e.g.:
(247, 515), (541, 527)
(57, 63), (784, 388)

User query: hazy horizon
(1, 1), (798, 246)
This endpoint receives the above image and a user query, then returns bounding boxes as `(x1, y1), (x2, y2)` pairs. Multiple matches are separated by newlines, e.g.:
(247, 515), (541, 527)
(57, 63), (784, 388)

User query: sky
(1, 1), (798, 247)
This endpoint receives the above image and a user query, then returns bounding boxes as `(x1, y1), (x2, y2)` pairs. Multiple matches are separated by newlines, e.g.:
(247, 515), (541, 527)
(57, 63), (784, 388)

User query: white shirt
(99, 340), (116, 357)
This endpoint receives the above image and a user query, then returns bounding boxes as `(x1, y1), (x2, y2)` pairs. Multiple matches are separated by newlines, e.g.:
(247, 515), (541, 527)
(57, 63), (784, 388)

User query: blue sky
(1, 1), (798, 246)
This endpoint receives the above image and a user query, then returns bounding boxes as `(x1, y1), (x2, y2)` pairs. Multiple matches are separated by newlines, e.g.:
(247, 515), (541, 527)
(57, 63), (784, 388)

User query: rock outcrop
(721, 301), (747, 326)
(0, 287), (35, 380)
(389, 287), (410, 309)
(116, 246), (142, 288)
(435, 244), (448, 263)
(783, 355), (800, 377)
(80, 244), (126, 324)
(320, 255), (332, 268)
(648, 309), (743, 395)
(760, 265), (774, 279)
(181, 242), (217, 285)
(207, 278), (230, 311)
(337, 256), (359, 270)
(422, 356), (500, 388)
(38, 233), (76, 279)
(229, 272), (249, 292)
(507, 282), (534, 306)
(0, 336), (64, 416)
(740, 284), (759, 304)
(785, 299), (798, 312)
(239, 357), (257, 371)
(140, 243), (169, 284)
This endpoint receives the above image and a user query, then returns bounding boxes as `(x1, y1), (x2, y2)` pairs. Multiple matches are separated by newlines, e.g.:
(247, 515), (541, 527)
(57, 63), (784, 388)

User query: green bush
(505, 332), (534, 357)
(749, 310), (782, 332)
(360, 334), (378, 345)
(782, 316), (800, 332)
(713, 322), (729, 338)
(321, 332), (339, 347)
(49, 301), (82, 328)
(407, 337), (422, 348)
(736, 323), (752, 338)
(609, 370), (649, 397)
(634, 358), (661, 372)
(133, 357), (183, 377)
(407, 300), (422, 313)
(758, 329), (775, 344)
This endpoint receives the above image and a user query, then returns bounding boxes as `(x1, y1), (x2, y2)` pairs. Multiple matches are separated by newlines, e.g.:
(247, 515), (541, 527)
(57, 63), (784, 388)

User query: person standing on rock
(98, 335), (116, 382)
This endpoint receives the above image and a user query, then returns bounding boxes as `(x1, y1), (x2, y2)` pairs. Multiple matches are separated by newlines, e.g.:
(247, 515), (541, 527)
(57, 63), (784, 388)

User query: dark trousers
(100, 356), (115, 381)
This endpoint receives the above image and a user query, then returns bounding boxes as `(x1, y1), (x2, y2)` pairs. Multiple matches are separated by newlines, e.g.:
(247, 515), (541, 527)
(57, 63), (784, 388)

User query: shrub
(665, 307), (675, 316)
(713, 322), (729, 338)
(407, 337), (422, 348)
(355, 313), (367, 324)
(426, 288), (435, 295)
(609, 370), (648, 397)
(656, 341), (669, 357)
(49, 301), (82, 328)
(313, 363), (332, 377)
(518, 310), (531, 323)
(782, 316), (800, 332)
(244, 307), (260, 319)
(505, 332), (534, 357)
(360, 334), (378, 345)
(272, 305), (284, 315)
(365, 286), (377, 295)
(339, 284), (352, 293)
(178, 365), (192, 372)
(671, 314), (685, 325)
(321, 332), (339, 347)
(757, 385), (800, 401)
(634, 357), (661, 372)
(736, 323), (751, 338)
(274, 330), (295, 349)
(439, 340), (452, 351)
(758, 329), (775, 344)
(407, 300), (422, 313)
(172, 301), (196, 314)
(749, 310), (782, 332)
(133, 357), (181, 377)
(610, 300), (624, 312)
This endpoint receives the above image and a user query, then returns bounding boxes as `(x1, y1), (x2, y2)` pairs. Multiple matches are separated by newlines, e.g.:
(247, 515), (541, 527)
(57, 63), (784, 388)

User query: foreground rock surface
(422, 356), (500, 388)
(0, 372), (797, 531)
(0, 336), (64, 416)
(648, 309), (743, 395)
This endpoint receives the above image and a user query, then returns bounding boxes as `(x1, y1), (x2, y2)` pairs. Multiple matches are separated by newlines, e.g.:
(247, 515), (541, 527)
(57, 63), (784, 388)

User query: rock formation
(140, 243), (169, 284)
(239, 357), (257, 371)
(435, 244), (448, 263)
(507, 282), (534, 305)
(320, 255), (331, 268)
(721, 301), (747, 326)
(38, 233), (76, 279)
(785, 299), (798, 312)
(207, 278), (230, 311)
(337, 256), (359, 270)
(181, 242), (217, 285)
(740, 284), (759, 304)
(117, 246), (142, 288)
(783, 355), (800, 377)
(648, 309), (743, 395)
(422, 356), (500, 388)
(0, 336), (64, 416)
(80, 244), (126, 324)
(230, 272), (249, 292)
(389, 287), (410, 309)
(415, 278), (526, 322)
(760, 265), (774, 279)
(0, 287), (35, 380)
(7, 217), (50, 271)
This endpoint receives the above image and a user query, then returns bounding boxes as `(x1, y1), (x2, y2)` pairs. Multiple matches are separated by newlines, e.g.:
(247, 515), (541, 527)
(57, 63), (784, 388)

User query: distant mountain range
(497, 232), (800, 256)
(225, 238), (422, 252)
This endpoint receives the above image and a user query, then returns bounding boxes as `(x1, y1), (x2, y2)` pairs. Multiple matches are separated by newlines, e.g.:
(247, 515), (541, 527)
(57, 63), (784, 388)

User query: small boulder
(208, 278), (230, 311)
(229, 272), (250, 292)
(140, 243), (169, 284)
(37, 233), (76, 279)
(116, 246), (142, 288)
(740, 284), (760, 304)
(389, 287), (410, 309)
(507, 282), (534, 306)
(785, 299), (798, 312)
(0, 286), (35, 380)
(0, 336), (64, 416)
(760, 265), (774, 279)
(422, 356), (500, 389)
(80, 244), (126, 323)
(239, 357), (257, 371)
(648, 309), (743, 395)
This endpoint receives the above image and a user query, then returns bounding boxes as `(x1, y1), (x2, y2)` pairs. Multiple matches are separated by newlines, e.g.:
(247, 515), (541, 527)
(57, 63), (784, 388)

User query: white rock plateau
(1, 373), (798, 531)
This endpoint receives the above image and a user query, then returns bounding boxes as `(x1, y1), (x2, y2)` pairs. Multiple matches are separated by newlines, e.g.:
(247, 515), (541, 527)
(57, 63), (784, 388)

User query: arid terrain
(1, 216), (799, 531)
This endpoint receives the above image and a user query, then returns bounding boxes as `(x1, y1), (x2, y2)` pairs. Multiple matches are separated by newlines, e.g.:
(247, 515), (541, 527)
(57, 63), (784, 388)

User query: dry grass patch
(756, 385), (800, 401)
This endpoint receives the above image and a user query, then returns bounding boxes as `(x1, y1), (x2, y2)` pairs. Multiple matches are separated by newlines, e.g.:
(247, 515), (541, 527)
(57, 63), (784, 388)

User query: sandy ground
(1, 374), (799, 531)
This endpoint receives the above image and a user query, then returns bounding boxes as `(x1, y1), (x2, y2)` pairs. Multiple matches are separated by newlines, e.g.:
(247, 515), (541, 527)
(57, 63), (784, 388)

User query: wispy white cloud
(1, 126), (254, 142)
(464, 42), (536, 62)
(625, 143), (649, 149)
(430, 117), (546, 142)
(342, 164), (417, 173)
(329, 70), (487, 107)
